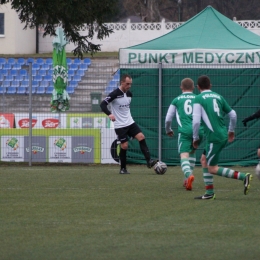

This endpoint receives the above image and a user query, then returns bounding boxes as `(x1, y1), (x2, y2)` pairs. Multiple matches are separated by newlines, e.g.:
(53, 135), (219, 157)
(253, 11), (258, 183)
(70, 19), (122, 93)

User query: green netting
(121, 67), (260, 166)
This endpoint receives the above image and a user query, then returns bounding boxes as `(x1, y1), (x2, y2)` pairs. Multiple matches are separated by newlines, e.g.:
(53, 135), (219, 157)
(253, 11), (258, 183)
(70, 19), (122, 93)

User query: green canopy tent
(119, 6), (260, 166)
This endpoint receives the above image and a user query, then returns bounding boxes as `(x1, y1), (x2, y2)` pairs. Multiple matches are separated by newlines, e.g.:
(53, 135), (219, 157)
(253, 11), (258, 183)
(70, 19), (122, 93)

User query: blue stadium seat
(46, 86), (54, 94)
(1, 69), (8, 76)
(83, 58), (91, 65)
(38, 70), (46, 77)
(2, 81), (10, 88)
(79, 63), (88, 70)
(10, 82), (20, 88)
(0, 74), (4, 81)
(10, 70), (18, 77)
(105, 82), (118, 94)
(8, 58), (16, 65)
(42, 64), (51, 70)
(68, 70), (75, 77)
(74, 58), (81, 65)
(20, 81), (29, 88)
(14, 75), (24, 81)
(32, 63), (40, 70)
(36, 87), (46, 94)
(36, 58), (45, 65)
(44, 75), (52, 82)
(26, 58), (34, 64)
(70, 64), (78, 70)
(67, 86), (75, 94)
(3, 64), (11, 70)
(39, 81), (49, 88)
(12, 64), (22, 70)
(5, 75), (14, 81)
(72, 75), (81, 82)
(33, 75), (42, 81)
(17, 58), (25, 65)
(0, 58), (6, 65)
(32, 81), (39, 88)
(17, 87), (26, 94)
(76, 69), (85, 77)
(26, 86), (36, 94)
(112, 74), (120, 81)
(46, 58), (53, 65)
(20, 69), (28, 77)
(66, 58), (72, 65)
(68, 81), (78, 89)
(0, 87), (6, 94)
(7, 87), (17, 94)
(47, 70), (53, 76)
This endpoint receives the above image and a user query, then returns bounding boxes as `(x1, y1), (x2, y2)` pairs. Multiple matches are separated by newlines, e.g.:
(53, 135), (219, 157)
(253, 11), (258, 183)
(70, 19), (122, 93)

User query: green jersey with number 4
(171, 92), (196, 136)
(194, 90), (232, 142)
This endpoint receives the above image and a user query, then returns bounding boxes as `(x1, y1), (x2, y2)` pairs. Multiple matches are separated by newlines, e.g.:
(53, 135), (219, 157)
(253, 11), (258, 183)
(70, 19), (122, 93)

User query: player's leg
(179, 134), (194, 190)
(115, 127), (130, 174)
(130, 123), (157, 168)
(207, 141), (252, 195)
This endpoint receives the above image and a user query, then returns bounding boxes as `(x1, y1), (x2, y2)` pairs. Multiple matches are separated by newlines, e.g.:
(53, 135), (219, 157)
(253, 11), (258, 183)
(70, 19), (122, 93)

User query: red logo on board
(18, 119), (37, 128)
(42, 119), (59, 128)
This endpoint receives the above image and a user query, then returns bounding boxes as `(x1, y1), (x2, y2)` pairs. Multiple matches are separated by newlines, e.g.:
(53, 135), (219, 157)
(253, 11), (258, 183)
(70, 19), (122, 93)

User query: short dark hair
(181, 78), (194, 90)
(121, 74), (132, 82)
(197, 75), (211, 90)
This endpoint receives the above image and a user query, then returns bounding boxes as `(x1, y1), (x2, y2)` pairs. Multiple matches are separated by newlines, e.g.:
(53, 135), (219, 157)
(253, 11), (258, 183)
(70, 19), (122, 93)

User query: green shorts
(205, 140), (227, 166)
(178, 133), (203, 154)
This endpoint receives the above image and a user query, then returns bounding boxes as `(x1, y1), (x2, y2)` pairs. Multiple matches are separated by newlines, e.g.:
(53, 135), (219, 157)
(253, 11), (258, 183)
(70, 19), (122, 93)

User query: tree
(0, 0), (119, 57)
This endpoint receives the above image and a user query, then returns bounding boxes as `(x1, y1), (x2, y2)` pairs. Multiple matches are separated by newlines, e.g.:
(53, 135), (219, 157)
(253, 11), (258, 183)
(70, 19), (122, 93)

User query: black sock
(139, 139), (151, 162)
(120, 148), (127, 169)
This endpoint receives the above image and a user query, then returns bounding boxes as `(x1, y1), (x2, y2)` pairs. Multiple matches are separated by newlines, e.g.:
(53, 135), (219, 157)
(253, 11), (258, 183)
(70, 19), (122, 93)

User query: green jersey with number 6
(194, 90), (232, 142)
(171, 92), (197, 136)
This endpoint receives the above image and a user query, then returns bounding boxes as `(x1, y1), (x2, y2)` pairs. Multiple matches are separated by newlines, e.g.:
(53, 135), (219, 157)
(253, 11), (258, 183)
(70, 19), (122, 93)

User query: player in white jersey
(100, 74), (157, 174)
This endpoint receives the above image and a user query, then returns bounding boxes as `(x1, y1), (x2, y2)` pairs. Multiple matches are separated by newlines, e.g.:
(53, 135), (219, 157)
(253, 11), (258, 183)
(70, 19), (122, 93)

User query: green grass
(0, 164), (259, 260)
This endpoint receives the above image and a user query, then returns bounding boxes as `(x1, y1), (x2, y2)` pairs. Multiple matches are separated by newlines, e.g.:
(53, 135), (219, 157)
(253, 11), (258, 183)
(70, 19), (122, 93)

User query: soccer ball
(154, 161), (167, 175)
(255, 164), (260, 180)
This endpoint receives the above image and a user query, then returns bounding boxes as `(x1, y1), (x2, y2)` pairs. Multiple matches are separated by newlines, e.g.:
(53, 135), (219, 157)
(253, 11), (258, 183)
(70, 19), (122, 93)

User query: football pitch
(0, 164), (259, 260)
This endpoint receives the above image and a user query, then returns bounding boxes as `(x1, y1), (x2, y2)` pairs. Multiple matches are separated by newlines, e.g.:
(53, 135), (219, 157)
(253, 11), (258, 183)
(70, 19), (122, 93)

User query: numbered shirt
(166, 92), (196, 136)
(103, 88), (134, 129)
(193, 90), (232, 142)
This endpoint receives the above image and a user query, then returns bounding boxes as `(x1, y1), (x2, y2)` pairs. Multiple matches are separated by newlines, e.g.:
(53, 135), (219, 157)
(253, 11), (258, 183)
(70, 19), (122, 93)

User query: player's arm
(227, 109), (237, 142)
(165, 104), (176, 136)
(192, 103), (201, 148)
(100, 94), (116, 121)
(242, 108), (260, 126)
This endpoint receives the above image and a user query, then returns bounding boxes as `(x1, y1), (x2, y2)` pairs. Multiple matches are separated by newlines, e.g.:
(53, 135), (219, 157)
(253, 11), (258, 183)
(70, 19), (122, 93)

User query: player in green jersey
(165, 78), (205, 190)
(193, 75), (252, 200)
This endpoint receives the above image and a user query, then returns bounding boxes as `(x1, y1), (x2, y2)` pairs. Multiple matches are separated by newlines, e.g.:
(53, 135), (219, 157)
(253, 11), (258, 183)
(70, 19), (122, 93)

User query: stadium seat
(2, 82), (10, 88)
(17, 58), (25, 65)
(26, 86), (36, 94)
(20, 69), (28, 77)
(68, 81), (78, 89)
(33, 75), (42, 81)
(8, 58), (16, 65)
(39, 81), (49, 88)
(46, 86), (54, 94)
(32, 81), (39, 88)
(0, 87), (6, 94)
(66, 86), (75, 94)
(72, 75), (81, 82)
(44, 75), (52, 82)
(10, 82), (20, 88)
(12, 64), (22, 70)
(5, 75), (14, 81)
(10, 70), (18, 77)
(36, 87), (46, 94)
(112, 74), (120, 81)
(73, 58), (81, 64)
(68, 70), (75, 77)
(83, 58), (91, 65)
(1, 69), (8, 76)
(46, 58), (53, 65)
(105, 82), (118, 94)
(14, 75), (24, 81)
(26, 58), (34, 64)
(7, 87), (17, 94)
(20, 81), (29, 88)
(36, 58), (45, 65)
(0, 58), (6, 65)
(79, 63), (88, 70)
(76, 69), (85, 77)
(47, 70), (53, 76)
(70, 64), (78, 70)
(0, 74), (4, 81)
(32, 63), (40, 70)
(38, 70), (46, 77)
(17, 87), (26, 94)
(42, 64), (51, 70)
(3, 64), (12, 70)
(66, 58), (72, 65)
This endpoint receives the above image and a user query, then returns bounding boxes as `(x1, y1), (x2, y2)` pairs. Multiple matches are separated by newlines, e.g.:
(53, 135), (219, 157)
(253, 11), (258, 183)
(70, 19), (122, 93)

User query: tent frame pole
(158, 62), (162, 161)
